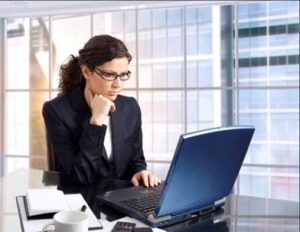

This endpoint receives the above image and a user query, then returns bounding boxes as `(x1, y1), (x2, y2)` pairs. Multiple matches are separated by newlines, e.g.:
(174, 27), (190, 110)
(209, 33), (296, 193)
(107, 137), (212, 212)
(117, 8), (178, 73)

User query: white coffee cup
(42, 210), (89, 232)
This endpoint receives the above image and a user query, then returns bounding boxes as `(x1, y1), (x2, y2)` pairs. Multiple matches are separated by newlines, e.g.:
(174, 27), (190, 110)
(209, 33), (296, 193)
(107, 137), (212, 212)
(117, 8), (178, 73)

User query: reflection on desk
(0, 168), (299, 232)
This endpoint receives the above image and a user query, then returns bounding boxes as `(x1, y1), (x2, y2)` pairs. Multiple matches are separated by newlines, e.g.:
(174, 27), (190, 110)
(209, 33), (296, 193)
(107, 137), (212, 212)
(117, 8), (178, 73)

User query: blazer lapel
(110, 96), (126, 171)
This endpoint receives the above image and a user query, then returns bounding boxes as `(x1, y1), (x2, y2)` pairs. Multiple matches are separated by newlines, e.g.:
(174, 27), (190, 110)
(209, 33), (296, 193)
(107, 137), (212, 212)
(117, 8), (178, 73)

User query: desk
(0, 168), (299, 232)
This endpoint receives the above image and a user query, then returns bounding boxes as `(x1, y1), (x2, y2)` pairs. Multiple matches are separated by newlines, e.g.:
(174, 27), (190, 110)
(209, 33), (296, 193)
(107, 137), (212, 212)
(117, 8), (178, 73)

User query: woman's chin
(107, 94), (118, 101)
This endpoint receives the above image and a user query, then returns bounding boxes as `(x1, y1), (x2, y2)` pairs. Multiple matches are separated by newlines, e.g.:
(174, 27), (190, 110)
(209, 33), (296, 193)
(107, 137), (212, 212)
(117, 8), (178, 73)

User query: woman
(43, 35), (160, 186)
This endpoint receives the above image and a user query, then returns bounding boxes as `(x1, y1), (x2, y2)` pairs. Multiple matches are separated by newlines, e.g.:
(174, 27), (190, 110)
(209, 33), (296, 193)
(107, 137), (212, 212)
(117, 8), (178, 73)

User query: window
(1, 2), (299, 202)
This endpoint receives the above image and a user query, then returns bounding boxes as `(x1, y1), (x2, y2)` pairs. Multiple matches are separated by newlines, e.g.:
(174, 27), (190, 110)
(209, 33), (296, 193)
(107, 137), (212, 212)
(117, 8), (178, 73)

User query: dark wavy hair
(58, 35), (132, 94)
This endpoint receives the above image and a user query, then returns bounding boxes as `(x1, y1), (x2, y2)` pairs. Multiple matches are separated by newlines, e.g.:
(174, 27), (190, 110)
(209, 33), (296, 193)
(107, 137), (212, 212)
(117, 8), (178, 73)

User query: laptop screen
(155, 126), (255, 217)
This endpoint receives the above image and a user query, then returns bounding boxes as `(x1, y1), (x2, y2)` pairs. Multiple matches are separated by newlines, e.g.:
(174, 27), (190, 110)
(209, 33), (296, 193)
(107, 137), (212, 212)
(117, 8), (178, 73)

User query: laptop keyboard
(121, 187), (161, 216)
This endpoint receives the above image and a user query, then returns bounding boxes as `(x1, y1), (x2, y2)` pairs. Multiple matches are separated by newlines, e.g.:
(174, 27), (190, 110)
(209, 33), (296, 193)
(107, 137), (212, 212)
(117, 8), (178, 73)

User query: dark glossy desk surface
(0, 168), (299, 232)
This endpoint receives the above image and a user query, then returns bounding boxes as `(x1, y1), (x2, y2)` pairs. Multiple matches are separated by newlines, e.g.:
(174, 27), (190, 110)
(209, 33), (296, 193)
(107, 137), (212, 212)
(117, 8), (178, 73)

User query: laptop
(98, 126), (255, 227)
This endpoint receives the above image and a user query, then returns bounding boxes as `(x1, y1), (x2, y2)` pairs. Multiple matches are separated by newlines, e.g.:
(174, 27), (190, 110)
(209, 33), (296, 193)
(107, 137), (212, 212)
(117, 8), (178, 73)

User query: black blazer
(42, 87), (146, 184)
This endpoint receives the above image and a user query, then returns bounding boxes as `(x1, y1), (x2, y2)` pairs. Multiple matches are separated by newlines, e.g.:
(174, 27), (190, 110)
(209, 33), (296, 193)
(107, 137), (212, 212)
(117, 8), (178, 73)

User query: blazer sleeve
(42, 101), (106, 184)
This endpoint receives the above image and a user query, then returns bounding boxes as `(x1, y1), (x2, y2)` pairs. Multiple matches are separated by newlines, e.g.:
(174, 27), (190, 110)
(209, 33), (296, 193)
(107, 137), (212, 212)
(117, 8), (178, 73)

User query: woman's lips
(108, 91), (119, 96)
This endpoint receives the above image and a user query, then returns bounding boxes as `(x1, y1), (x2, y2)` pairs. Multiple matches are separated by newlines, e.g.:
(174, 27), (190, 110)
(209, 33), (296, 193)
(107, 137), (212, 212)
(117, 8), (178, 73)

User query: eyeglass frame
(93, 68), (131, 81)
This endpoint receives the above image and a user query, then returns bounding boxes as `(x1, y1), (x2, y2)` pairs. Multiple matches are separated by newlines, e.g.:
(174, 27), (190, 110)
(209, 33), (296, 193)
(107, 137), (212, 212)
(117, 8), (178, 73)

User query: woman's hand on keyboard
(131, 170), (161, 187)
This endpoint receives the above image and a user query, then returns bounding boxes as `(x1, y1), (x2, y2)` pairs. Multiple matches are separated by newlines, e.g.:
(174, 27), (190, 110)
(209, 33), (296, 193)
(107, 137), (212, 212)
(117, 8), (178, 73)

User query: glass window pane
(139, 64), (152, 88)
(167, 27), (183, 56)
(139, 92), (153, 156)
(152, 163), (171, 180)
(153, 91), (167, 122)
(269, 1), (288, 17)
(138, 31), (152, 59)
(124, 63), (136, 89)
(239, 167), (269, 198)
(138, 10), (151, 30)
(153, 28), (166, 58)
(244, 144), (268, 164)
(168, 91), (184, 123)
(139, 92), (152, 123)
(198, 60), (213, 86)
(240, 167), (299, 201)
(93, 13), (107, 34)
(5, 92), (48, 156)
(6, 18), (30, 89)
(6, 17), (50, 90)
(51, 15), (91, 89)
(30, 17), (50, 89)
(167, 62), (183, 87)
(153, 123), (167, 153)
(125, 32), (136, 60)
(270, 144), (299, 166)
(111, 12), (124, 33)
(271, 113), (299, 141)
(187, 90), (223, 131)
(153, 9), (166, 28)
(168, 123), (184, 154)
(153, 63), (167, 88)
(167, 8), (182, 26)
(187, 61), (197, 87)
(198, 6), (212, 23)
(186, 7), (197, 24)
(125, 11), (136, 33)
(186, 25), (197, 56)
(239, 89), (267, 109)
(240, 112), (268, 140)
(198, 24), (212, 54)
(5, 92), (29, 155)
(142, 122), (153, 156)
(270, 89), (299, 108)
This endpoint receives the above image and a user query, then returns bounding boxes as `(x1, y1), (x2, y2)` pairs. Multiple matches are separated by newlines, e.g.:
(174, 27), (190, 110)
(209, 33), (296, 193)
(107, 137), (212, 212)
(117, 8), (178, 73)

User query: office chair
(46, 131), (56, 171)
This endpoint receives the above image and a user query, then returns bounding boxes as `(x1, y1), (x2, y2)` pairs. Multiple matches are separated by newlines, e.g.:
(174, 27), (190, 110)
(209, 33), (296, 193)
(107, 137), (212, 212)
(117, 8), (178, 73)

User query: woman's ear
(80, 64), (91, 80)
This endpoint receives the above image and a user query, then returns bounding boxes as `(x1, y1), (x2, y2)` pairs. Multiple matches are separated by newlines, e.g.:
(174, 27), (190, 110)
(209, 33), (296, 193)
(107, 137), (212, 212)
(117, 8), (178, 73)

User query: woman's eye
(103, 72), (114, 78)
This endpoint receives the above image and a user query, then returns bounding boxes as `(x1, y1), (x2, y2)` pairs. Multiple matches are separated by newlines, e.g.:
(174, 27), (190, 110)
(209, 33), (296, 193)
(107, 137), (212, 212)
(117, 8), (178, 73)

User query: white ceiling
(0, 1), (236, 18)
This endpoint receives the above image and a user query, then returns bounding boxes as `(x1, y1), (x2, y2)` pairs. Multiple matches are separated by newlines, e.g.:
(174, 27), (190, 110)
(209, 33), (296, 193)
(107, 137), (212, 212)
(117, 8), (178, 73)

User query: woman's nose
(112, 77), (122, 87)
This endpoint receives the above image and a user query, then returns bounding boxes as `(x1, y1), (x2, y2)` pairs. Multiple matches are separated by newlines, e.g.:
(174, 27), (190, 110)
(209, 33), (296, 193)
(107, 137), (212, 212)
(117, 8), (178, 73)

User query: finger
(154, 178), (160, 186)
(131, 176), (139, 186)
(142, 172), (149, 187)
(149, 175), (155, 187)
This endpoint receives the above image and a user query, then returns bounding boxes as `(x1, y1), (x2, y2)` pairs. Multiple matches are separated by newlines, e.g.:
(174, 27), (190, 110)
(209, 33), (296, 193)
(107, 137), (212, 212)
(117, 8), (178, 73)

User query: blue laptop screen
(155, 126), (255, 217)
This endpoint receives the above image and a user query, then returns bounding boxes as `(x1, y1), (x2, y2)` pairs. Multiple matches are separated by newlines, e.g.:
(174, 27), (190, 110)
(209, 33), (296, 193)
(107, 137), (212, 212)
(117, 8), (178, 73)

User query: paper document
(26, 189), (69, 216)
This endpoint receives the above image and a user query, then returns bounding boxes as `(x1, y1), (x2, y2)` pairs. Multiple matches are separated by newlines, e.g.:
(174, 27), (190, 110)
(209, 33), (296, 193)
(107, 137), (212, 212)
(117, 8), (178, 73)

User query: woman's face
(83, 57), (129, 101)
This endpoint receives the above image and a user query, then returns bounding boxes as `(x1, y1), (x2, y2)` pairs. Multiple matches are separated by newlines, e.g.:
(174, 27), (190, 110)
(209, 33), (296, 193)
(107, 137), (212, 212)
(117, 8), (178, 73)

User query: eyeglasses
(94, 68), (131, 81)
